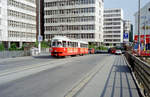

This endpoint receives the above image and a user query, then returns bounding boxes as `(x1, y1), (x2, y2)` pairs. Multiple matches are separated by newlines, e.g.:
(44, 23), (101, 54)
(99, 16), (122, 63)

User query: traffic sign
(123, 33), (129, 39)
(38, 35), (43, 42)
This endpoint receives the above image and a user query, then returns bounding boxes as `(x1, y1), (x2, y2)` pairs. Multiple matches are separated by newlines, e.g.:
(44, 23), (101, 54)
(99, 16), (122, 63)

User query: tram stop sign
(38, 35), (43, 42)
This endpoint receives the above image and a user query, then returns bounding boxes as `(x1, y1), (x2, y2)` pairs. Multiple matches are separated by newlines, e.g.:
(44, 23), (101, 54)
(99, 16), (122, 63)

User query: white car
(115, 50), (122, 55)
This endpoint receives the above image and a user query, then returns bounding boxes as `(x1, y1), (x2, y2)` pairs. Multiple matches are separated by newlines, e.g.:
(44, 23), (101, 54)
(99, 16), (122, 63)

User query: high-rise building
(44, 0), (104, 45)
(0, 0), (36, 48)
(103, 8), (124, 47)
(134, 1), (150, 48)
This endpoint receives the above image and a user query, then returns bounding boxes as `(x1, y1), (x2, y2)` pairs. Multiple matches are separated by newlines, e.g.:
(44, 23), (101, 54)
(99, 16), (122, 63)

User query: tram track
(0, 54), (95, 85)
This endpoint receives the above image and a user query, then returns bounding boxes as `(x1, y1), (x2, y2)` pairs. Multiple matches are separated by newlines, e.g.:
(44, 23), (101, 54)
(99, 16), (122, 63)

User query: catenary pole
(138, 0), (141, 55)
(38, 0), (41, 53)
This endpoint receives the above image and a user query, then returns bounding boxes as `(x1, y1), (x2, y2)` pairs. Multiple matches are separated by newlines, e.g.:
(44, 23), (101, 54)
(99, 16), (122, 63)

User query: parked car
(110, 48), (116, 54)
(88, 48), (95, 54)
(115, 50), (122, 55)
(121, 50), (126, 54)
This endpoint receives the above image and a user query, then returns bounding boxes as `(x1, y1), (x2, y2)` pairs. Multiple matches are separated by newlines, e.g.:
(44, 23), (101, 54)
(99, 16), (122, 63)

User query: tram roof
(52, 36), (71, 41)
(52, 36), (88, 44)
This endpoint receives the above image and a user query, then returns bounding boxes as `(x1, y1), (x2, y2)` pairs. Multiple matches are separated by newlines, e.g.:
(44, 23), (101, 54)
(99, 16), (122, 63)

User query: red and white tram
(50, 36), (88, 57)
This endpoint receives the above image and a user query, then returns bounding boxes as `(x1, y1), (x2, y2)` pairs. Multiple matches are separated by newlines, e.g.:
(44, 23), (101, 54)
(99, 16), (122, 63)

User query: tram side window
(72, 42), (75, 47)
(63, 41), (67, 47)
(71, 42), (74, 47)
(75, 42), (78, 48)
(68, 42), (72, 47)
(80, 43), (83, 48)
(80, 43), (88, 48)
(86, 44), (88, 48)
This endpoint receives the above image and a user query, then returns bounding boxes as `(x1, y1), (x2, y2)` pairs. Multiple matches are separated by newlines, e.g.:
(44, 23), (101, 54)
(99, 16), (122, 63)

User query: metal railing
(124, 52), (150, 97)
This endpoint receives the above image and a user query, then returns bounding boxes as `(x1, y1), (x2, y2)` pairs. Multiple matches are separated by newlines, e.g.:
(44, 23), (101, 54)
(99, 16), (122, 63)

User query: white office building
(104, 8), (124, 47)
(0, 0), (36, 48)
(44, 0), (104, 45)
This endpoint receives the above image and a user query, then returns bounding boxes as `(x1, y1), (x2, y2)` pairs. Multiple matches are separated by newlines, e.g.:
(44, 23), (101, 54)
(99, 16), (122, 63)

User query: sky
(104, 0), (150, 24)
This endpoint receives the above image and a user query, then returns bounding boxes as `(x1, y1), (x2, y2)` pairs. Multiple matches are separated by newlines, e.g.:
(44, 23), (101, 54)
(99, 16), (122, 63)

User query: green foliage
(34, 41), (38, 48)
(18, 45), (25, 50)
(88, 44), (108, 50)
(8, 43), (17, 51)
(41, 41), (49, 48)
(34, 41), (50, 48)
(96, 46), (108, 50)
(88, 44), (96, 49)
(0, 43), (5, 51)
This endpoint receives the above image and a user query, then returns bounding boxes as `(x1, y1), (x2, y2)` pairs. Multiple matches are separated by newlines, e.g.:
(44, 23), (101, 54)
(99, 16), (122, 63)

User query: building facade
(0, 0), (36, 48)
(103, 8), (124, 47)
(44, 0), (104, 45)
(123, 20), (131, 43)
(134, 1), (150, 47)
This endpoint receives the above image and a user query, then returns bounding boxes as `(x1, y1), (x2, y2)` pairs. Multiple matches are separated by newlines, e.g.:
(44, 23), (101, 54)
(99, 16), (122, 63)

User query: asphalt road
(0, 55), (55, 71)
(0, 54), (109, 97)
(0, 54), (140, 97)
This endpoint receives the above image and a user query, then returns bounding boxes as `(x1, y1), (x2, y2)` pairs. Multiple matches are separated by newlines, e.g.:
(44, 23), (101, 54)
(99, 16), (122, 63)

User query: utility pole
(138, 0), (141, 56)
(38, 0), (41, 53)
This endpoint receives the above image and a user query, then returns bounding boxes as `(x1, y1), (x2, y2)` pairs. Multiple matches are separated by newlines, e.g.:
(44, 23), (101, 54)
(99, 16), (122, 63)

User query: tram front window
(57, 42), (62, 47)
(52, 42), (56, 47)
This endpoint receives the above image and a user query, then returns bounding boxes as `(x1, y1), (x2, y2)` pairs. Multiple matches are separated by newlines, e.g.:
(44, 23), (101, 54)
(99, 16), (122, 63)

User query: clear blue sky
(104, 0), (150, 24)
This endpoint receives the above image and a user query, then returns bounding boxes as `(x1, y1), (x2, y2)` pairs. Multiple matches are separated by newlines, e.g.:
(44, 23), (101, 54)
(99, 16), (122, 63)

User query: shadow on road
(33, 55), (66, 59)
(115, 65), (130, 73)
(99, 56), (139, 97)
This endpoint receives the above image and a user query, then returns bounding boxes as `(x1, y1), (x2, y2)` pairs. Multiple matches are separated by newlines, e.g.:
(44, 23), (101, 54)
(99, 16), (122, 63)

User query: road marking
(64, 56), (110, 97)
(0, 55), (92, 77)
(0, 59), (73, 77)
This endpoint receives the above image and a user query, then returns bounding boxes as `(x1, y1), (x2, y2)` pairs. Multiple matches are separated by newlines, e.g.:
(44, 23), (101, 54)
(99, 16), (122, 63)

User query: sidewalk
(75, 55), (140, 97)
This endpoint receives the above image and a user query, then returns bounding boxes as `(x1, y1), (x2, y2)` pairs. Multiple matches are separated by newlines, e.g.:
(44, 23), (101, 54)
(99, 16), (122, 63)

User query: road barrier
(125, 52), (150, 97)
(0, 48), (50, 58)
(0, 50), (30, 58)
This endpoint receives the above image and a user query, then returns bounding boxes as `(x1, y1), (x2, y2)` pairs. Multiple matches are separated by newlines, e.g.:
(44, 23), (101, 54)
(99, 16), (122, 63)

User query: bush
(96, 46), (108, 50)
(9, 43), (17, 51)
(34, 41), (50, 48)
(88, 44), (96, 49)
(41, 41), (50, 48)
(0, 43), (5, 51)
